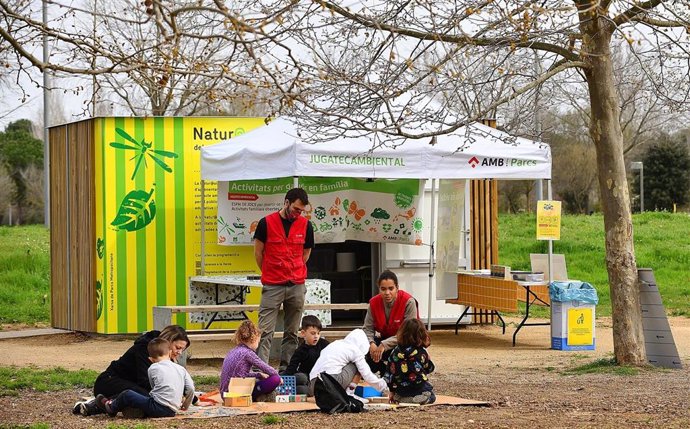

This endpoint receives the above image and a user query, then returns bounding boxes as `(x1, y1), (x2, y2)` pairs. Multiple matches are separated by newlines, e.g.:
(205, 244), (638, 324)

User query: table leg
(495, 311), (506, 335)
(204, 284), (250, 329)
(454, 306), (471, 335)
(512, 285), (550, 346)
(455, 307), (506, 335)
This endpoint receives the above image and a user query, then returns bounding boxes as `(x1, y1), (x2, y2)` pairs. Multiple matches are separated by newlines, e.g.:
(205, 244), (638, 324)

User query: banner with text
(217, 177), (424, 245)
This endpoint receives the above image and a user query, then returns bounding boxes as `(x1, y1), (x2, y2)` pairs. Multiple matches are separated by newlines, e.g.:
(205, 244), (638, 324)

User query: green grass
(0, 226), (50, 325)
(261, 414), (286, 424)
(499, 212), (690, 317)
(1, 213), (689, 326)
(0, 366), (98, 396)
(560, 358), (639, 375)
(193, 374), (220, 386)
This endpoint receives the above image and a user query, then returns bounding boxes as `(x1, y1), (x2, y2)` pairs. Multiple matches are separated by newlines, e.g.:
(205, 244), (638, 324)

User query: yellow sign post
(536, 200), (562, 240)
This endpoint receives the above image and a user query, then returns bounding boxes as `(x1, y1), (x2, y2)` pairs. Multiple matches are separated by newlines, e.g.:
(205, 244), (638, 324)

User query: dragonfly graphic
(110, 128), (179, 180)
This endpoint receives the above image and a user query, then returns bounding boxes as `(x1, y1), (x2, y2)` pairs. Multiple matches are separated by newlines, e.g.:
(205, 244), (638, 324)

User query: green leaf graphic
(96, 280), (103, 320)
(96, 237), (104, 259)
(111, 188), (156, 231)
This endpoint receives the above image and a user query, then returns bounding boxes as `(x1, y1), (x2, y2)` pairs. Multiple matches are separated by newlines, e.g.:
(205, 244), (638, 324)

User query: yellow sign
(567, 307), (593, 345)
(536, 200), (561, 240)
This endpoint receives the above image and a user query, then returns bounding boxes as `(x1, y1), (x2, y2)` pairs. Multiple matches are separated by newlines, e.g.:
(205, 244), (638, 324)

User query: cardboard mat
(175, 394), (488, 419)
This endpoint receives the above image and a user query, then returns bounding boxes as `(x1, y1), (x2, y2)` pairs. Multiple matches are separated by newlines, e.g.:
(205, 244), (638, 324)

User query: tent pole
(547, 179), (553, 282)
(427, 179), (436, 331)
(201, 179), (206, 276)
(293, 176), (299, 188)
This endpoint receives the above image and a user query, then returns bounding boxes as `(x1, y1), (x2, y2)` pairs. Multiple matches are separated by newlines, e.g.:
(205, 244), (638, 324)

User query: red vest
(260, 211), (308, 285)
(369, 289), (419, 339)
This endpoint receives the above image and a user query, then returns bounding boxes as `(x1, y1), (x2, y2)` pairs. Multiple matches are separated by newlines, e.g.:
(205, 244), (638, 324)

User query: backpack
(313, 372), (364, 414)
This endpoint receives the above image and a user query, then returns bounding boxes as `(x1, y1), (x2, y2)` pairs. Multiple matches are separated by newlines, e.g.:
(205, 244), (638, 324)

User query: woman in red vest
(363, 269), (420, 375)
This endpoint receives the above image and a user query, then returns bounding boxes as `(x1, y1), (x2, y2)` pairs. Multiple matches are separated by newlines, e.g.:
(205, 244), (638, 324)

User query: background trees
(0, 119), (44, 224)
(270, 0), (689, 365)
(1, 0), (690, 364)
(635, 134), (690, 212)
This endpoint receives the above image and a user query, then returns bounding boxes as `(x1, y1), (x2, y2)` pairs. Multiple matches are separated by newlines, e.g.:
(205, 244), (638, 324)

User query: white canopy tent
(200, 117), (552, 328)
(201, 117), (551, 181)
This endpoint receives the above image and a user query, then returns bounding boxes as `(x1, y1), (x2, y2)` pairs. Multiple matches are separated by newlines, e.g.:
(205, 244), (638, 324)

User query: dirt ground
(1, 316), (689, 428)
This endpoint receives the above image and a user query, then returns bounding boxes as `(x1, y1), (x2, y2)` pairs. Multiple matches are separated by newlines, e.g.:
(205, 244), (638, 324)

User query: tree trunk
(580, 14), (646, 365)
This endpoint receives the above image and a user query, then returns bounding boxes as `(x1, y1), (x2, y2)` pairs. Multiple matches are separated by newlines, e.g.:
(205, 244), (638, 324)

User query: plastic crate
(355, 385), (382, 398)
(276, 375), (297, 395)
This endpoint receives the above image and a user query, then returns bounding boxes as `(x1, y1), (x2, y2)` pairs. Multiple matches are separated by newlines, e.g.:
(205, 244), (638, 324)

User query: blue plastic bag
(549, 281), (599, 305)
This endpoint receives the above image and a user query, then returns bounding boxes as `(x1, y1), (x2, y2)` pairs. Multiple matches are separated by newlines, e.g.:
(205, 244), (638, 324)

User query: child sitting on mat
(384, 318), (435, 405)
(308, 328), (388, 396)
(219, 320), (281, 401)
(96, 338), (195, 418)
(281, 315), (330, 395)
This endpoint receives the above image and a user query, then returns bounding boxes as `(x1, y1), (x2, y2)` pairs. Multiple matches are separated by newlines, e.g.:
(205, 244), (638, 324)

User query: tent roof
(201, 117), (551, 181)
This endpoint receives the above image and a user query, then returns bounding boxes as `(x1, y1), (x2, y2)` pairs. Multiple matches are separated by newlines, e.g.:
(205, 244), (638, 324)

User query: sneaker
(96, 394), (117, 417)
(394, 391), (432, 405)
(72, 401), (85, 415)
(81, 398), (102, 416)
(94, 394), (107, 412)
(411, 391), (433, 405)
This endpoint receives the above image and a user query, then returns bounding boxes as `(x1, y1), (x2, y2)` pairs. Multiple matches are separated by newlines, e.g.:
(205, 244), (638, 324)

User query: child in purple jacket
(219, 320), (281, 401)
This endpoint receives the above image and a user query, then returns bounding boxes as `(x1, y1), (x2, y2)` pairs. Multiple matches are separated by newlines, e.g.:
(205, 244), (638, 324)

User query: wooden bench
(185, 329), (356, 343)
(153, 303), (369, 331)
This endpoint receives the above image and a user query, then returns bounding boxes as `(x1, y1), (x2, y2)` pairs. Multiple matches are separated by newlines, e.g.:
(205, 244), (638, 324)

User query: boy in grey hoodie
(97, 338), (195, 418)
(308, 329), (388, 396)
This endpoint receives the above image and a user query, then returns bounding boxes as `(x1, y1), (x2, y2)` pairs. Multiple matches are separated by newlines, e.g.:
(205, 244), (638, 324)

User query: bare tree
(2, 0), (689, 364)
(78, 0), (259, 116)
(542, 110), (599, 213)
(550, 43), (690, 158)
(270, 0), (690, 365)
(0, 0), (293, 116)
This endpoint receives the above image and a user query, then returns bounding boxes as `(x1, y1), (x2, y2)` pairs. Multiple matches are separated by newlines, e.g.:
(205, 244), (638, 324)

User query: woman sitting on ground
(73, 324), (190, 417)
(363, 269), (419, 375)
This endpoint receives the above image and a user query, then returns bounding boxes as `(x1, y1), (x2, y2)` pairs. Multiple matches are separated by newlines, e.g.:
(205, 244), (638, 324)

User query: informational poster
(217, 177), (424, 245)
(435, 180), (465, 300)
(567, 307), (594, 346)
(536, 200), (562, 240)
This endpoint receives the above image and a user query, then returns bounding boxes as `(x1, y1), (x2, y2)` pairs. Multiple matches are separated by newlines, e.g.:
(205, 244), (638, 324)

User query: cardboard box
(223, 377), (255, 407)
(275, 394), (308, 403)
(551, 301), (596, 351)
(223, 393), (252, 407)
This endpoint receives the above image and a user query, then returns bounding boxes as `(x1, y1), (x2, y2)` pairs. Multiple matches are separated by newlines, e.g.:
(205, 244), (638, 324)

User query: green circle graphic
(394, 190), (414, 209)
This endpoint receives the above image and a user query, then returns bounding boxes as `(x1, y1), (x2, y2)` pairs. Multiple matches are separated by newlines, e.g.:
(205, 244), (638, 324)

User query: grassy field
(0, 226), (50, 326)
(0, 213), (688, 325)
(0, 366), (218, 397)
(500, 211), (690, 317)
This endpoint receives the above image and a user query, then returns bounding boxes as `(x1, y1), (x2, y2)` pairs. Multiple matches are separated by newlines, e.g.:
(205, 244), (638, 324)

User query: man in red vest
(363, 269), (420, 375)
(254, 188), (314, 370)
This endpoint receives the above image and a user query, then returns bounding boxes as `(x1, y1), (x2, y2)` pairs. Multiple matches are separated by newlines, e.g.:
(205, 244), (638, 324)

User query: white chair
(530, 253), (571, 281)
